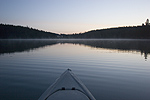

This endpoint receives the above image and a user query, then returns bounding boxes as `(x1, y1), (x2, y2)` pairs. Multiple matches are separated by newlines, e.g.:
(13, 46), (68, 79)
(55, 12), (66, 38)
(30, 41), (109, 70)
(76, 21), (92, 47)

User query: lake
(0, 39), (150, 100)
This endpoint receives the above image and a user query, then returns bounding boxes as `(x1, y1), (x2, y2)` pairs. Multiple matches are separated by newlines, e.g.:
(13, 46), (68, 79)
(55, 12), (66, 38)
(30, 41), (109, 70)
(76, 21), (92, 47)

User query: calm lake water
(0, 39), (150, 100)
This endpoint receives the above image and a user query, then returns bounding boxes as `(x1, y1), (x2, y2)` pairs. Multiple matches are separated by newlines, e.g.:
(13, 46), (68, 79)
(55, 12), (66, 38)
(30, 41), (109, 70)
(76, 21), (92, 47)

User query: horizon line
(0, 23), (146, 35)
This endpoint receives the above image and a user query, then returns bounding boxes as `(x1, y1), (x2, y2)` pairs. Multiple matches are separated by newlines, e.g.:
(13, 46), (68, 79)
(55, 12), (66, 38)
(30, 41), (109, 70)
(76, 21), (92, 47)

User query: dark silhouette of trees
(65, 26), (150, 39)
(0, 24), (58, 39)
(145, 19), (150, 26)
(1, 23), (150, 39)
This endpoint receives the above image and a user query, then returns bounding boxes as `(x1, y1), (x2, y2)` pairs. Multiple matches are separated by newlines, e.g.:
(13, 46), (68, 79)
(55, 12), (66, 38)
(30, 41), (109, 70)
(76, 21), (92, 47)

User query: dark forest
(0, 23), (150, 39)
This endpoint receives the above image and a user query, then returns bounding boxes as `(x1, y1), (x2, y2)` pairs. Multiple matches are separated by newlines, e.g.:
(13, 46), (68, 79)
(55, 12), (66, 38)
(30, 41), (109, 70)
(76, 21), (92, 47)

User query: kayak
(38, 69), (96, 100)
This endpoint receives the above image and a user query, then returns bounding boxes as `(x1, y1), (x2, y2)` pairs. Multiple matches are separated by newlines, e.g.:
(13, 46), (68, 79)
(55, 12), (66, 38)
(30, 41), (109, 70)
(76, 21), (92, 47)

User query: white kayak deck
(38, 69), (96, 100)
(47, 90), (90, 100)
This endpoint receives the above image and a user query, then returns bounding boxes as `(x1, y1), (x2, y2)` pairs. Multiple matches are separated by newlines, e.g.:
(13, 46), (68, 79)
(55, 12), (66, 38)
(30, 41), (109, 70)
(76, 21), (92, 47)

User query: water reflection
(0, 39), (57, 54)
(0, 39), (150, 59)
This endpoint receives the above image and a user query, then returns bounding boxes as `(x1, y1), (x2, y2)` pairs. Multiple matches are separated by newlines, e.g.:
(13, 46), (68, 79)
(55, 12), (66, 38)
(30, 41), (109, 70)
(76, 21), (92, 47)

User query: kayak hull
(38, 69), (96, 100)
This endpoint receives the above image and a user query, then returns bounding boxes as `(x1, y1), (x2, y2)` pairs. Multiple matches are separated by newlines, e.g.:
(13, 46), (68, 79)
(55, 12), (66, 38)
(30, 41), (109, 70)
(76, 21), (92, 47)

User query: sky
(0, 0), (150, 34)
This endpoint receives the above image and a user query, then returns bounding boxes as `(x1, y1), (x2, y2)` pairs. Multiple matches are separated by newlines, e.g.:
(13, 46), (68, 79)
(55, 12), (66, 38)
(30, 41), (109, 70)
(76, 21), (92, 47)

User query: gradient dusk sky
(0, 0), (150, 34)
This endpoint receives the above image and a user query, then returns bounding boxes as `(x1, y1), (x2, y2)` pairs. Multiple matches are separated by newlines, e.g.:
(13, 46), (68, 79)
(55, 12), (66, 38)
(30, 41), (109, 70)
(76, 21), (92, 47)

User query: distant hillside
(66, 26), (150, 39)
(1, 24), (150, 39)
(0, 24), (58, 39)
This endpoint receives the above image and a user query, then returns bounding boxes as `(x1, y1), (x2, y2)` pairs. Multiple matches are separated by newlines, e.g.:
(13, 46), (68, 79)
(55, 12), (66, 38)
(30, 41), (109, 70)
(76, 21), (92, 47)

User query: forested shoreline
(66, 25), (150, 39)
(0, 23), (150, 39)
(0, 24), (58, 39)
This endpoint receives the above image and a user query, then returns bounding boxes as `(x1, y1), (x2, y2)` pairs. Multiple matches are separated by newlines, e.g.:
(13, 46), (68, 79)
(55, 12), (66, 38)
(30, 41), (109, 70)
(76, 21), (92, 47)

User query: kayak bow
(38, 69), (96, 100)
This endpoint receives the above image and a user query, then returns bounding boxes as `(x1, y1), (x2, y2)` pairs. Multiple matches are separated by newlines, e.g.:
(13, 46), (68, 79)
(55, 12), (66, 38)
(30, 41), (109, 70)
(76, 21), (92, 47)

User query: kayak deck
(47, 90), (90, 100)
(38, 69), (96, 100)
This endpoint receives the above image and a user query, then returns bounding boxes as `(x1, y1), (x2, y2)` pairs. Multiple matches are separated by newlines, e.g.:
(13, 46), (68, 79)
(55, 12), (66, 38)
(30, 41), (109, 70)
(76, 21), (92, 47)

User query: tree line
(1, 23), (150, 39)
(65, 26), (150, 39)
(0, 24), (58, 39)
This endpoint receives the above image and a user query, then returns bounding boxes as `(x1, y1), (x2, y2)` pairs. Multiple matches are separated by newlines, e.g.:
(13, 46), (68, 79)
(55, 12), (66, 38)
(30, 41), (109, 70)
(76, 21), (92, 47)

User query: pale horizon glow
(0, 0), (150, 34)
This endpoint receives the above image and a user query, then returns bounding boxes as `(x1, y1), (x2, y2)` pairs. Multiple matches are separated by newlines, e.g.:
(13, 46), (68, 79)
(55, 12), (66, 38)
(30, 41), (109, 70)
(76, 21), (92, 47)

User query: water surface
(0, 39), (150, 100)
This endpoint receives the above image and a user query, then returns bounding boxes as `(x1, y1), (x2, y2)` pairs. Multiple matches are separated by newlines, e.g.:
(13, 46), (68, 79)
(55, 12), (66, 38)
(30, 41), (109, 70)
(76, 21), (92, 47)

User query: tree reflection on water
(0, 39), (150, 59)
